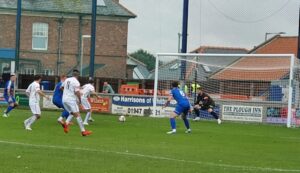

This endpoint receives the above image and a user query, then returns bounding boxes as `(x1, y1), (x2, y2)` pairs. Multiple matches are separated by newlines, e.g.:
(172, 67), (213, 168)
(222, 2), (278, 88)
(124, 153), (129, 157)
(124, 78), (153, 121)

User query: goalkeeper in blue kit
(193, 86), (222, 124)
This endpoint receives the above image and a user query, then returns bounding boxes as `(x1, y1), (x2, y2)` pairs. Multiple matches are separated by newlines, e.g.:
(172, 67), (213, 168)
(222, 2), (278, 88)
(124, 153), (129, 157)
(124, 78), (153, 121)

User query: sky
(120, 0), (300, 54)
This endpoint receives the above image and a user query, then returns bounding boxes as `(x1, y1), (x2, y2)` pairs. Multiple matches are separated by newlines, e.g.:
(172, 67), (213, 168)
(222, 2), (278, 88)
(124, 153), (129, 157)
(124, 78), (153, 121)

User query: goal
(153, 53), (299, 127)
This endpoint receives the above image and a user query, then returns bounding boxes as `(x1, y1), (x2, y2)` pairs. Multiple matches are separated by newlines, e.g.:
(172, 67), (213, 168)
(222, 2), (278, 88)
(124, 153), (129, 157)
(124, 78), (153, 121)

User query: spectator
(2, 63), (11, 84)
(102, 82), (115, 94)
(2, 63), (10, 74)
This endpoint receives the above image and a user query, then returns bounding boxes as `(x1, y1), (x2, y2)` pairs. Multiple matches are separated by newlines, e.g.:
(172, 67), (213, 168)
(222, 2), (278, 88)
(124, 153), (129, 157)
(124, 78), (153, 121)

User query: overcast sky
(120, 0), (300, 54)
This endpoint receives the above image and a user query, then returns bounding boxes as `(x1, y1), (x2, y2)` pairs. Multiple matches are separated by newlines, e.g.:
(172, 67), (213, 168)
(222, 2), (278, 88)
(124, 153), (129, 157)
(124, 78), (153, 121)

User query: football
(119, 115), (126, 122)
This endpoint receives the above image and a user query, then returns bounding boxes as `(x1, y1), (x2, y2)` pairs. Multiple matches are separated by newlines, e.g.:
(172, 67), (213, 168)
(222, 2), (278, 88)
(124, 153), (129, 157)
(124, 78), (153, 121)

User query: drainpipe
(56, 17), (64, 76)
(90, 0), (97, 78)
(77, 15), (83, 71)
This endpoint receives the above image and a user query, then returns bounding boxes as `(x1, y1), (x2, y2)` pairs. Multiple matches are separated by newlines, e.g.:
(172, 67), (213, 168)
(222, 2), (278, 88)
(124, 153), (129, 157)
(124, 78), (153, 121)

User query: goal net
(153, 53), (299, 128)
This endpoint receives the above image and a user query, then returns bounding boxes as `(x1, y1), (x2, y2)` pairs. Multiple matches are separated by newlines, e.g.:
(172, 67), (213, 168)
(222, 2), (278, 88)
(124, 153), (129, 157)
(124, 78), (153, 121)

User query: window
(23, 68), (36, 75)
(97, 0), (106, 6)
(43, 69), (54, 76)
(32, 23), (48, 50)
(170, 63), (181, 70)
(202, 65), (211, 72)
(133, 68), (144, 79)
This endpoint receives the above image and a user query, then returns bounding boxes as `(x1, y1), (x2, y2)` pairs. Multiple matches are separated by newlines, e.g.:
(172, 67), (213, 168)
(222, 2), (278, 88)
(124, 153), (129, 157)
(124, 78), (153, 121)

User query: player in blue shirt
(52, 75), (69, 125)
(163, 81), (191, 134)
(3, 74), (18, 117)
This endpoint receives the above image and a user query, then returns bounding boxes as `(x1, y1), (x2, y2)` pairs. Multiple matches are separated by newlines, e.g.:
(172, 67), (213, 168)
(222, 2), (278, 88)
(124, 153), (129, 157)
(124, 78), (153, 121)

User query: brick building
(0, 0), (136, 78)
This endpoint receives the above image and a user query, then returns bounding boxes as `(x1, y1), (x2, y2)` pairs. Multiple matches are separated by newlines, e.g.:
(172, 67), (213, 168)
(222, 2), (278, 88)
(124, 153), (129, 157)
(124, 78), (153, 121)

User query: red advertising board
(88, 97), (110, 113)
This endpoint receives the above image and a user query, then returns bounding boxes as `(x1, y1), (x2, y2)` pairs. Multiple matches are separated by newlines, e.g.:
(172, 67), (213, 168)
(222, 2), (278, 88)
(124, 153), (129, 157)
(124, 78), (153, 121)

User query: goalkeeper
(193, 86), (222, 124)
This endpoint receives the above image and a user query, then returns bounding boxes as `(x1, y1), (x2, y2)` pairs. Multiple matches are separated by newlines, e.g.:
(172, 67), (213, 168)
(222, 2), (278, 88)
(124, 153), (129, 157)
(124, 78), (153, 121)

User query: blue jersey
(4, 80), (14, 97)
(53, 82), (63, 104)
(170, 88), (190, 107)
(53, 82), (69, 118)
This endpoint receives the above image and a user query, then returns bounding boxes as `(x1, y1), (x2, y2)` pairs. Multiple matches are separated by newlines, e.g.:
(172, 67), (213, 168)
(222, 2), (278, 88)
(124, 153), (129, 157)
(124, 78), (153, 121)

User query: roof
(0, 0), (136, 18)
(191, 46), (248, 54)
(211, 57), (290, 81)
(127, 55), (147, 67)
(211, 36), (298, 81)
(127, 55), (150, 79)
(249, 36), (298, 56)
(150, 46), (248, 80)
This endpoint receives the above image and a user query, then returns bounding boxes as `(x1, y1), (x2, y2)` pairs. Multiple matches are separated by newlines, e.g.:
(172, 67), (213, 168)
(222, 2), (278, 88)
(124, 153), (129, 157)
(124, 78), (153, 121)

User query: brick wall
(0, 13), (129, 78)
(0, 14), (16, 47)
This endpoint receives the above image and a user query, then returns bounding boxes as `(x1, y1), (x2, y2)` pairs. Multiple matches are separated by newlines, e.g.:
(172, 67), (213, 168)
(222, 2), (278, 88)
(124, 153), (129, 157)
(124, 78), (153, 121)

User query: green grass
(0, 109), (300, 173)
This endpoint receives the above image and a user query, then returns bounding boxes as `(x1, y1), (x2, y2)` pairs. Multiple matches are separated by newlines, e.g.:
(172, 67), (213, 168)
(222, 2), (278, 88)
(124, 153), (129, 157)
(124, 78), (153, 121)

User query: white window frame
(133, 67), (144, 79)
(32, 23), (49, 51)
(23, 68), (36, 75)
(202, 64), (211, 72)
(97, 0), (106, 6)
(170, 63), (181, 70)
(43, 69), (54, 76)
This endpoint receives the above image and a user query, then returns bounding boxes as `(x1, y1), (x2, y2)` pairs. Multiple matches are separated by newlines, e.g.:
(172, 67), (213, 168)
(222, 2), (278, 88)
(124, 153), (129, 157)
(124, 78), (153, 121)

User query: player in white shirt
(81, 79), (101, 125)
(24, 75), (50, 131)
(61, 69), (92, 136)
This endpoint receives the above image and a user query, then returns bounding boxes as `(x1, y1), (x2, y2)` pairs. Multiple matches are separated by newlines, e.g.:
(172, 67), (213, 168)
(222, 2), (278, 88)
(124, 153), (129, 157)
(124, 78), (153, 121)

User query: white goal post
(153, 53), (298, 128)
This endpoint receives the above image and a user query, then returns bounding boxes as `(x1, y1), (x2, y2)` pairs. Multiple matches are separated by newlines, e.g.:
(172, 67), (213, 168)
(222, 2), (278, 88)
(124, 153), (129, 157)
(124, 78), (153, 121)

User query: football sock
(183, 118), (190, 129)
(5, 106), (14, 114)
(170, 118), (176, 130)
(66, 115), (73, 125)
(211, 111), (219, 119)
(84, 112), (91, 123)
(26, 115), (37, 127)
(57, 116), (63, 122)
(76, 116), (85, 132)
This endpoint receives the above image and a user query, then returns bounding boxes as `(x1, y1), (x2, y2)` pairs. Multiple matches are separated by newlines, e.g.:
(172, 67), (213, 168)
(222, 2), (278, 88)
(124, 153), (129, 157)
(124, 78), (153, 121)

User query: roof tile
(211, 36), (298, 81)
(0, 0), (136, 18)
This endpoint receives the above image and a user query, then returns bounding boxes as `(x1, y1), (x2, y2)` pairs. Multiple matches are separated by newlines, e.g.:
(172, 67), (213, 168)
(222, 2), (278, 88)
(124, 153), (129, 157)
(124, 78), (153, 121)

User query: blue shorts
(174, 104), (190, 116)
(4, 96), (16, 104)
(53, 100), (64, 109)
(53, 100), (69, 119)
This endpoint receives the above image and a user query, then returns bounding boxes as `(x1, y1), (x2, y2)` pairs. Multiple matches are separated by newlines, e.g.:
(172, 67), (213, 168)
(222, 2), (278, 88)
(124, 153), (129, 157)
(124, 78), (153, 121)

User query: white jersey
(81, 84), (95, 99)
(26, 81), (41, 105)
(62, 77), (80, 102)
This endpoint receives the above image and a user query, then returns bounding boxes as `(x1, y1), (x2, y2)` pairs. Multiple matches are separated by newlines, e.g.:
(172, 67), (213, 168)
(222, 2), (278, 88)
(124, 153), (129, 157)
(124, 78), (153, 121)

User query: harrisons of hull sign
(111, 95), (176, 117)
(222, 105), (263, 122)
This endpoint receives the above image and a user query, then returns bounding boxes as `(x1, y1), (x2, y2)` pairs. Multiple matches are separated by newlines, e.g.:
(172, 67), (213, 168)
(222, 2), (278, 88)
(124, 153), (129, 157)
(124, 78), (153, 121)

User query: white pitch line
(0, 140), (299, 172)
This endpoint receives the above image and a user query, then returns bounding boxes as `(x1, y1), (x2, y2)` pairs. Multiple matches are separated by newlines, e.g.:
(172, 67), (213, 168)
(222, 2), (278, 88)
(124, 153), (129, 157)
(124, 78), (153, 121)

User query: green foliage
(129, 49), (156, 71)
(0, 109), (300, 173)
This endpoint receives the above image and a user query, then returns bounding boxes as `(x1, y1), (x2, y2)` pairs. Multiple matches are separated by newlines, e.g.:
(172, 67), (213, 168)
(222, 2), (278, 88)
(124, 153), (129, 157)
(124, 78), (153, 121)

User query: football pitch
(0, 109), (300, 173)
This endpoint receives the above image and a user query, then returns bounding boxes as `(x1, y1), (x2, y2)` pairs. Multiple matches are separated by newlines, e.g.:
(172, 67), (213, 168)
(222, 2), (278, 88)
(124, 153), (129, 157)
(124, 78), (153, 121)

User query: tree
(129, 49), (156, 71)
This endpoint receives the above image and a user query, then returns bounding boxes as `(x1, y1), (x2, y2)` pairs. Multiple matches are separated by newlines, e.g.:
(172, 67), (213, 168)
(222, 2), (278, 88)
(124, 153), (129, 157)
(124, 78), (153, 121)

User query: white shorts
(81, 98), (91, 110)
(63, 100), (79, 113)
(30, 104), (41, 115)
